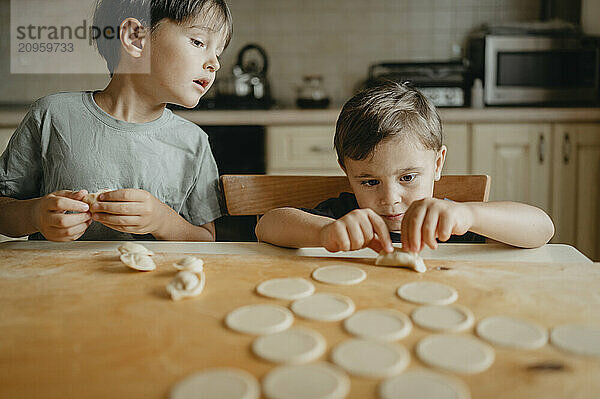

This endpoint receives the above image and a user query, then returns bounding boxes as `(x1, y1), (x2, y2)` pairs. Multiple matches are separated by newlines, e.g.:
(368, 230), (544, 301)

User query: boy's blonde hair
(335, 82), (443, 168)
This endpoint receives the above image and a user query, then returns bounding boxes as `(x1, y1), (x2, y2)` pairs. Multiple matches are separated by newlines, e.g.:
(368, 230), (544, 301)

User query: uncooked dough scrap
(550, 324), (600, 357)
(397, 281), (458, 305)
(173, 256), (204, 273)
(343, 309), (412, 341)
(252, 327), (326, 364)
(411, 305), (474, 332)
(225, 304), (294, 335)
(376, 249), (426, 273)
(166, 270), (206, 301)
(256, 278), (315, 300)
(262, 362), (350, 399)
(83, 189), (113, 207)
(379, 369), (471, 399)
(170, 368), (260, 399)
(331, 338), (410, 378)
(118, 242), (154, 256)
(311, 265), (367, 285)
(120, 253), (156, 271)
(291, 293), (355, 322)
(416, 334), (495, 374)
(477, 316), (547, 349)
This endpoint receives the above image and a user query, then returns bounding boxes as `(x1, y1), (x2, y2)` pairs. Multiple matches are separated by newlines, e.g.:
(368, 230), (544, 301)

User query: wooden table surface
(0, 243), (599, 398)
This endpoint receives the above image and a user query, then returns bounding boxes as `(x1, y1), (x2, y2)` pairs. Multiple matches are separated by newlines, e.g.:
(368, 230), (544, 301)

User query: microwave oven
(468, 35), (600, 106)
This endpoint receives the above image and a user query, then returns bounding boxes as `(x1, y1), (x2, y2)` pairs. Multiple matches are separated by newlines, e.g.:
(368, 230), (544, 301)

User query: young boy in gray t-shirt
(0, 0), (232, 241)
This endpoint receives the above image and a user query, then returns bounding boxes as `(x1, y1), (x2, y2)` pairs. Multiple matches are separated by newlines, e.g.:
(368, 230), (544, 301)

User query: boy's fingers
(367, 212), (393, 252)
(52, 189), (88, 201)
(48, 196), (90, 212)
(99, 189), (145, 202)
(367, 237), (384, 253)
(407, 206), (427, 253)
(421, 209), (439, 249)
(93, 213), (140, 226)
(437, 215), (453, 241)
(92, 201), (142, 215)
(48, 212), (91, 228)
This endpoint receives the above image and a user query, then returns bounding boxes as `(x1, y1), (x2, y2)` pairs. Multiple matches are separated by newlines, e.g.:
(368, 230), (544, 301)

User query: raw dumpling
(83, 189), (113, 207)
(166, 270), (206, 301)
(173, 256), (204, 273)
(120, 253), (156, 271)
(375, 248), (426, 273)
(118, 242), (154, 256)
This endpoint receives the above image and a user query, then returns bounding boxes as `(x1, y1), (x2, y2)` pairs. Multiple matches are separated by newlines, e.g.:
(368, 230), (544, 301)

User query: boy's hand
(33, 190), (92, 242)
(90, 189), (169, 236)
(319, 209), (394, 253)
(401, 198), (474, 252)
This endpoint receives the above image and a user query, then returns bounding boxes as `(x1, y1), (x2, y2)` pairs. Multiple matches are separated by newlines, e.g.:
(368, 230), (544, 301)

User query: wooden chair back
(220, 174), (490, 216)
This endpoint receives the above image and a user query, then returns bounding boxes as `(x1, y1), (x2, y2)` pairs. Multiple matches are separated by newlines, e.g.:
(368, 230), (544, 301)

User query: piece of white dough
(225, 304), (294, 335)
(331, 338), (410, 378)
(120, 253), (156, 271)
(83, 189), (113, 207)
(291, 293), (355, 322)
(262, 362), (350, 399)
(397, 281), (458, 305)
(166, 270), (206, 301)
(117, 242), (154, 256)
(173, 256), (204, 273)
(376, 249), (426, 273)
(411, 305), (474, 332)
(416, 334), (495, 374)
(311, 265), (367, 285)
(256, 278), (315, 300)
(379, 369), (471, 399)
(343, 309), (412, 341)
(252, 327), (326, 364)
(477, 316), (547, 349)
(550, 324), (600, 357)
(170, 368), (260, 399)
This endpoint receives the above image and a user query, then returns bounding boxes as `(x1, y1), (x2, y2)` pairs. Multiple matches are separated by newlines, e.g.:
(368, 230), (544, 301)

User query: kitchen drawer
(266, 125), (343, 175)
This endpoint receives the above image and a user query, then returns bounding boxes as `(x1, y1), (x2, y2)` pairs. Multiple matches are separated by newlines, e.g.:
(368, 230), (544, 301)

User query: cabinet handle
(309, 145), (332, 153)
(562, 133), (571, 164)
(538, 134), (545, 164)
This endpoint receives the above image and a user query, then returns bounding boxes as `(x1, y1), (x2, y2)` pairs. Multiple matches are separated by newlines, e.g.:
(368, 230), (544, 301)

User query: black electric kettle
(232, 44), (271, 104)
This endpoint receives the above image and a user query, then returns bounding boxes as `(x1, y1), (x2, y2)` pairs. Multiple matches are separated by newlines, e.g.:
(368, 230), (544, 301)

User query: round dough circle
(397, 281), (458, 305)
(331, 338), (410, 378)
(550, 324), (600, 357)
(225, 304), (294, 335)
(291, 293), (355, 322)
(379, 369), (471, 399)
(343, 309), (412, 341)
(311, 265), (367, 285)
(411, 305), (474, 332)
(170, 368), (260, 399)
(252, 327), (326, 364)
(477, 316), (548, 349)
(416, 334), (495, 374)
(262, 362), (350, 399)
(256, 278), (315, 300)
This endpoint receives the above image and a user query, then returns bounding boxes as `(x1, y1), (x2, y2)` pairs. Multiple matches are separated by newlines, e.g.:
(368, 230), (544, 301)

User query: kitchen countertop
(1, 106), (600, 127)
(0, 241), (598, 399)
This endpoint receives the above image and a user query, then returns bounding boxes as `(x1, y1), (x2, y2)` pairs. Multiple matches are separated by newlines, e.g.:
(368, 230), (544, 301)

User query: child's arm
(89, 189), (215, 241)
(0, 190), (92, 241)
(255, 207), (394, 253)
(401, 198), (555, 252)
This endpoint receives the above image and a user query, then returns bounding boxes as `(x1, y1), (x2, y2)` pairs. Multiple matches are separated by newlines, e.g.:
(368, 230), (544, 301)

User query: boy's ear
(119, 18), (148, 58)
(434, 145), (447, 181)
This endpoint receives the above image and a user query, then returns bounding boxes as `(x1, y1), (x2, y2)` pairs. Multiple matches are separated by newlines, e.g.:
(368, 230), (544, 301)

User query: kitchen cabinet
(552, 123), (600, 261)
(442, 123), (469, 175)
(0, 127), (15, 155)
(266, 125), (343, 175)
(471, 123), (552, 212)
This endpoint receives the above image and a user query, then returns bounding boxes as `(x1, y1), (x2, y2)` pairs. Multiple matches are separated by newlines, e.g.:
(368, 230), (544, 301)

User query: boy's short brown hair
(334, 82), (443, 168)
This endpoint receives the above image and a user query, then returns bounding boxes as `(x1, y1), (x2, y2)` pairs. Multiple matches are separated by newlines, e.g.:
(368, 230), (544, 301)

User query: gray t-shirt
(0, 91), (222, 240)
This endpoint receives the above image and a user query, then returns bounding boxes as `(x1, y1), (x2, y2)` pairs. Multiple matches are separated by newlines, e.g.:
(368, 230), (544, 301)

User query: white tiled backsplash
(0, 0), (539, 106)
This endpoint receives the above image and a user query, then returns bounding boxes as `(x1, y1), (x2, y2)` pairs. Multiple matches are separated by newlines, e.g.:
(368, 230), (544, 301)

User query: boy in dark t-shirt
(256, 82), (555, 254)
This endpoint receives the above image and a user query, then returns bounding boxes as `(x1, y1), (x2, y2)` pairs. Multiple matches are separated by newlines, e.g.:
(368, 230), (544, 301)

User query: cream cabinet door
(0, 127), (15, 155)
(266, 125), (344, 175)
(442, 123), (469, 175)
(472, 123), (552, 211)
(552, 123), (600, 261)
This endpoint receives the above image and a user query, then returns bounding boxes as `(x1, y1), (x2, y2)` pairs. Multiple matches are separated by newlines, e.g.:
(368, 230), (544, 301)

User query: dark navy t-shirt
(300, 192), (485, 244)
